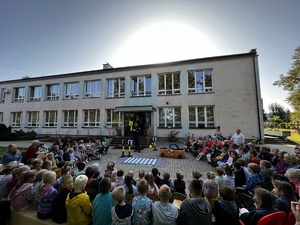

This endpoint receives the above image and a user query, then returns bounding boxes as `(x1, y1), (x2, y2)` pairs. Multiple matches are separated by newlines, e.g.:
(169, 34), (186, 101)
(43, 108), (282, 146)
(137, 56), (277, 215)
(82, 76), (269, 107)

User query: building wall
(0, 52), (263, 140)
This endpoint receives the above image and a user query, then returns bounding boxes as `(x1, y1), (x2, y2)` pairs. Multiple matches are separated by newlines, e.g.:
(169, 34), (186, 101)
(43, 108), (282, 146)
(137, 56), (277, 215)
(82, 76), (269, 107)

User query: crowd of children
(0, 135), (300, 225)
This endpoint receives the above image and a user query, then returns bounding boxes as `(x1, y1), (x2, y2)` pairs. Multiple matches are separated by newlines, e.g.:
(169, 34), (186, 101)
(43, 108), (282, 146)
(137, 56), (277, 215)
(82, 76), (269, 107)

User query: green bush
(0, 124), (10, 140)
(279, 123), (287, 129)
(1, 132), (18, 141)
(289, 123), (296, 129)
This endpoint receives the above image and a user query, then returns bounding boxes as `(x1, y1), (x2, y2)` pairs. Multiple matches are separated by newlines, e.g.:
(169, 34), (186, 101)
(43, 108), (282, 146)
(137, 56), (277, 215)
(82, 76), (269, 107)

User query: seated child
(73, 145), (83, 163)
(152, 168), (161, 187)
(259, 147), (272, 161)
(203, 171), (219, 208)
(92, 163), (102, 181)
(111, 186), (133, 224)
(242, 163), (264, 194)
(62, 147), (70, 162)
(136, 169), (145, 182)
(196, 143), (210, 161)
(174, 171), (186, 195)
(233, 162), (247, 188)
(275, 151), (289, 175)
(54, 150), (64, 163)
(73, 162), (86, 180)
(217, 147), (229, 167)
(132, 179), (152, 225)
(240, 147), (250, 165)
(31, 169), (48, 209)
(52, 174), (73, 224)
(249, 150), (261, 165)
(68, 148), (76, 166)
(115, 169), (125, 188)
(159, 172), (175, 192)
(41, 161), (52, 171)
(93, 177), (114, 225)
(31, 159), (43, 171)
(66, 175), (92, 225)
(105, 162), (118, 191)
(36, 171), (58, 219)
(45, 152), (56, 168)
(259, 160), (273, 191)
(153, 184), (178, 225)
(85, 166), (100, 200)
(223, 164), (235, 190)
(215, 167), (226, 187)
(270, 149), (279, 171)
(213, 186), (239, 225)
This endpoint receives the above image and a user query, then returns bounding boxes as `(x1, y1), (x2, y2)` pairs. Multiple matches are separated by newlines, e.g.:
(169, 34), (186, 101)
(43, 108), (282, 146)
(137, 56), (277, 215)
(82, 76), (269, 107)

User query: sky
(0, 0), (299, 113)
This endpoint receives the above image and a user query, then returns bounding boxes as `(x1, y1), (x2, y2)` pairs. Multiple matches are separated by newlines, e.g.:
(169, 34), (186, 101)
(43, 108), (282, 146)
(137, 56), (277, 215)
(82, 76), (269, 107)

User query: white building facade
(0, 50), (264, 141)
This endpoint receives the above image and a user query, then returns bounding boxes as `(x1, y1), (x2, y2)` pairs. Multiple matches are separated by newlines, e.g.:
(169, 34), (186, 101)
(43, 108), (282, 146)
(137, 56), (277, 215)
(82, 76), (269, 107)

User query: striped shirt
(37, 186), (58, 215)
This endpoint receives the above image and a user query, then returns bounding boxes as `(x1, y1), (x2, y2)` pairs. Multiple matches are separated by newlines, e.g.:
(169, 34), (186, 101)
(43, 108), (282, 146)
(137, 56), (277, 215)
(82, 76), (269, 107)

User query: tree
(274, 46), (300, 122)
(272, 115), (281, 128)
(268, 102), (286, 120)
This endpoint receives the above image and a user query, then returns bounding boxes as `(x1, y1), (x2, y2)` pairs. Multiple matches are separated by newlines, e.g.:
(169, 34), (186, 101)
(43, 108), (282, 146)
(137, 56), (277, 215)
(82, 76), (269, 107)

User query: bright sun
(112, 21), (220, 67)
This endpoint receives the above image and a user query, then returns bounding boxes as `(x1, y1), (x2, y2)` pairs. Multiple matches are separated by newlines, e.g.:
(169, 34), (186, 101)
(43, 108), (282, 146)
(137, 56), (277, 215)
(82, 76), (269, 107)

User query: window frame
(158, 107), (181, 128)
(131, 75), (152, 97)
(0, 112), (3, 123)
(84, 80), (101, 98)
(83, 109), (100, 127)
(13, 87), (25, 102)
(64, 82), (79, 99)
(29, 86), (41, 101)
(188, 69), (213, 94)
(44, 111), (58, 127)
(0, 88), (5, 103)
(63, 110), (78, 127)
(188, 106), (215, 128)
(107, 78), (125, 98)
(106, 109), (122, 127)
(27, 111), (39, 127)
(46, 84), (60, 100)
(158, 72), (181, 95)
(11, 112), (22, 127)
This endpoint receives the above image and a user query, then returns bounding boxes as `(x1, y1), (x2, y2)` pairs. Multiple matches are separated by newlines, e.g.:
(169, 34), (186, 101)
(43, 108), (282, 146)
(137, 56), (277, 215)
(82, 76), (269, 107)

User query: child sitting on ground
(215, 167), (226, 187)
(275, 151), (289, 175)
(159, 172), (175, 192)
(153, 184), (178, 225)
(132, 179), (152, 225)
(242, 163), (264, 194)
(203, 171), (219, 208)
(111, 186), (133, 224)
(249, 150), (261, 165)
(66, 175), (92, 225)
(115, 169), (125, 188)
(174, 171), (186, 195)
(45, 152), (56, 168)
(73, 162), (85, 180)
(259, 160), (273, 191)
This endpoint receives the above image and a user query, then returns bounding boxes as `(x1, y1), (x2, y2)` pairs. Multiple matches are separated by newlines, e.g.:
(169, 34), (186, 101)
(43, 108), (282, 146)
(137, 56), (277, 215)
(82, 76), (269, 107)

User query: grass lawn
(288, 135), (300, 145)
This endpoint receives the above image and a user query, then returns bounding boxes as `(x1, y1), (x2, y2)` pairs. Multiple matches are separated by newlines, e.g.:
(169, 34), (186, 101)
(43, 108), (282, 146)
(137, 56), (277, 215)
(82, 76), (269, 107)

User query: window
(27, 111), (39, 127)
(107, 78), (125, 98)
(188, 70), (213, 93)
(106, 109), (122, 127)
(131, 75), (151, 96)
(85, 80), (101, 98)
(158, 107), (181, 128)
(46, 84), (60, 100)
(13, 87), (25, 102)
(29, 86), (41, 101)
(44, 111), (57, 127)
(189, 106), (215, 128)
(0, 88), (5, 103)
(11, 112), (22, 127)
(84, 109), (100, 127)
(63, 110), (78, 127)
(0, 112), (3, 123)
(64, 82), (79, 99)
(158, 72), (180, 95)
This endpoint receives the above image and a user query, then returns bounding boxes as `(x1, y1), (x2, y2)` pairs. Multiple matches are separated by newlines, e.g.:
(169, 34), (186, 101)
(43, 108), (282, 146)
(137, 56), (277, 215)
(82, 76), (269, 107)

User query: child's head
(189, 179), (203, 197)
(163, 172), (170, 181)
(231, 144), (237, 150)
(272, 180), (296, 201)
(254, 188), (274, 209)
(223, 164), (234, 177)
(77, 162), (85, 171)
(260, 147), (268, 153)
(152, 168), (160, 177)
(219, 186), (235, 201)
(69, 148), (74, 154)
(247, 163), (260, 174)
(107, 162), (115, 171)
(159, 184), (172, 203)
(99, 177), (111, 194)
(53, 145), (59, 151)
(284, 153), (297, 165)
(35, 169), (48, 182)
(92, 163), (100, 172)
(236, 158), (246, 167)
(43, 171), (56, 184)
(57, 150), (63, 156)
(61, 165), (72, 176)
(278, 151), (286, 158)
(192, 171), (202, 180)
(16, 170), (36, 189)
(260, 160), (271, 170)
(32, 159), (43, 169)
(75, 175), (88, 191)
(117, 169), (124, 177)
(233, 162), (241, 171)
(137, 179), (148, 196)
(57, 161), (65, 169)
(85, 167), (95, 179)
(241, 147), (248, 154)
(272, 149), (279, 156)
(176, 171), (184, 180)
(128, 170), (134, 178)
(249, 150), (257, 158)
(138, 170), (145, 179)
(286, 168), (300, 183)
(63, 147), (69, 153)
(47, 152), (54, 159)
(111, 186), (125, 204)
(215, 167), (224, 176)
(206, 171), (215, 180)
(61, 174), (73, 190)
(42, 161), (52, 170)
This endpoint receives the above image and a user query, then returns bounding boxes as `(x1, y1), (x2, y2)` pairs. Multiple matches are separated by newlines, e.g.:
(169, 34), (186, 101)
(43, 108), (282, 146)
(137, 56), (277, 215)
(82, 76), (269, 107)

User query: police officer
(132, 121), (141, 152)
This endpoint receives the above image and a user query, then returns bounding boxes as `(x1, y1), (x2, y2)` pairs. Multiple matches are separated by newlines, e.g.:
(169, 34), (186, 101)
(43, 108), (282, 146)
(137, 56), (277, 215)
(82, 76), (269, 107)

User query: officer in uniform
(132, 121), (141, 152)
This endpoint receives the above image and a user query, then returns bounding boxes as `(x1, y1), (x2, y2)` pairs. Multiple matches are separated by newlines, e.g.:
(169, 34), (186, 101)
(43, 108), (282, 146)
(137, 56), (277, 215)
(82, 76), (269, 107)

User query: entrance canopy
(115, 105), (156, 112)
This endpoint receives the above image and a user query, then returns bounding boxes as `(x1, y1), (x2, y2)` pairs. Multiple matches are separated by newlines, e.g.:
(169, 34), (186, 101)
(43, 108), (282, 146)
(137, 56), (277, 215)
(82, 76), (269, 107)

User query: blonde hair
(286, 169), (300, 181)
(206, 171), (216, 179)
(36, 171), (56, 198)
(31, 140), (40, 148)
(159, 184), (171, 202)
(75, 175), (88, 190)
(47, 152), (54, 158)
(176, 171), (184, 180)
(111, 186), (125, 203)
(284, 153), (298, 165)
(145, 172), (158, 196)
(35, 169), (48, 182)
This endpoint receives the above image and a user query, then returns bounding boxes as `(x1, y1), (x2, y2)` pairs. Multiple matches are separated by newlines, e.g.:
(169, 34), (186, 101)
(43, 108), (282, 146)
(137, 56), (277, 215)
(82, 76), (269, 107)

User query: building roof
(0, 49), (257, 84)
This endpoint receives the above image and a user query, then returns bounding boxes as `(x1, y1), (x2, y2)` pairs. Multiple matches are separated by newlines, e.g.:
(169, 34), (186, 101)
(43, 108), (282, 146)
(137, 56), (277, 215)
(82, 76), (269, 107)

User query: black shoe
(138, 151), (141, 153)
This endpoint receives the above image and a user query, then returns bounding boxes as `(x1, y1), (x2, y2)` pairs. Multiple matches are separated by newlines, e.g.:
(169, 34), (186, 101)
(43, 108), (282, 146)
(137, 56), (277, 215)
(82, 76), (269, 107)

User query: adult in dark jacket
(177, 179), (212, 225)
(213, 186), (239, 225)
(240, 188), (278, 225)
(132, 122), (141, 152)
(52, 174), (73, 224)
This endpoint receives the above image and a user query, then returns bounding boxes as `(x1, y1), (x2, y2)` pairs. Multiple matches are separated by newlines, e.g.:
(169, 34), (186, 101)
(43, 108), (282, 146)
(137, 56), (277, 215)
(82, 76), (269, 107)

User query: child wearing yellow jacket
(66, 175), (92, 225)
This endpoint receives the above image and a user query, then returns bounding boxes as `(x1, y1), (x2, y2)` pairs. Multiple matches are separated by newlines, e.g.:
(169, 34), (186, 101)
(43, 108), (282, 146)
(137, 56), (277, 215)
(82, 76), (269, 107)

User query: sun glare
(112, 21), (220, 67)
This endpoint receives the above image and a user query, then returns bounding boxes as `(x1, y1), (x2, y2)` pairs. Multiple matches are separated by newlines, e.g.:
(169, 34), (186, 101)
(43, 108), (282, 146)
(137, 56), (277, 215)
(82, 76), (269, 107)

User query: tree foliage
(274, 46), (300, 122)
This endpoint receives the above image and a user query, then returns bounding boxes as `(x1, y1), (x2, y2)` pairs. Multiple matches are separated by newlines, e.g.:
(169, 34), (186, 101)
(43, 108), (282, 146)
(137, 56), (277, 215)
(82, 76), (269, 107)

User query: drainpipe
(251, 49), (263, 142)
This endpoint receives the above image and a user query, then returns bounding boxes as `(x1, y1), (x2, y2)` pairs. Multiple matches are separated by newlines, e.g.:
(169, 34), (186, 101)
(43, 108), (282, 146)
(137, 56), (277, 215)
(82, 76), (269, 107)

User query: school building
(0, 49), (264, 142)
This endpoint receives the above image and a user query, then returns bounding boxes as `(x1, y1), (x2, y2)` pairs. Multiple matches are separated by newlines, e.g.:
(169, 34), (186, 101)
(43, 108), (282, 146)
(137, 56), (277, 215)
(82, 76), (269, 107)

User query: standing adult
(214, 126), (222, 138)
(230, 129), (244, 146)
(24, 140), (42, 164)
(133, 122), (141, 153)
(1, 144), (22, 166)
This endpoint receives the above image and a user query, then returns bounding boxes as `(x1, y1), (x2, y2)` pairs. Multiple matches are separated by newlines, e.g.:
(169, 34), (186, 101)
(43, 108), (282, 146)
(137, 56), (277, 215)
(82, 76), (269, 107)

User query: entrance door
(124, 112), (151, 136)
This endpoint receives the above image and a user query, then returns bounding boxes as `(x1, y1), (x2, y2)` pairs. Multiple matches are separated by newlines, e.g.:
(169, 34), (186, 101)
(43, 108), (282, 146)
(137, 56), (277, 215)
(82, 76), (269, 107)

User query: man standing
(230, 129), (245, 146)
(132, 122), (141, 153)
(1, 144), (22, 166)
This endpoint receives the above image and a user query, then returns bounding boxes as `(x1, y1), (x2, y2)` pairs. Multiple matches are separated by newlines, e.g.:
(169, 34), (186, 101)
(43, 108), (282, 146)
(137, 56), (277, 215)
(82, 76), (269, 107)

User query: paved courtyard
(0, 140), (297, 182)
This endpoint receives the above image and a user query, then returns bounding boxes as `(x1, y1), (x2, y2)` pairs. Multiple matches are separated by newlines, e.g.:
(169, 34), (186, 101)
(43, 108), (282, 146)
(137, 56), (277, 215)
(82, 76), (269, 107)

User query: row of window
(0, 70), (213, 102)
(0, 106), (215, 128)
